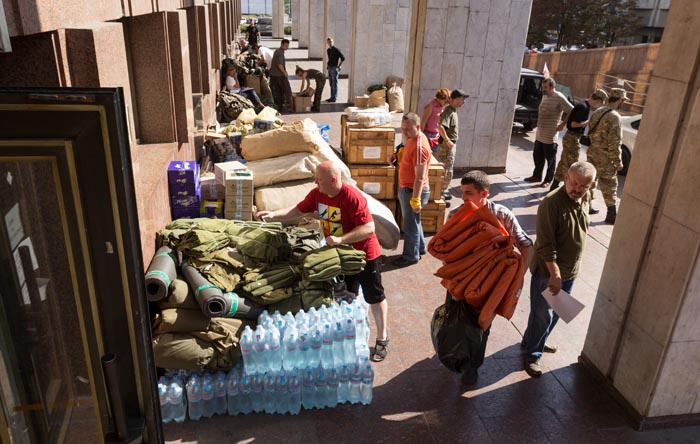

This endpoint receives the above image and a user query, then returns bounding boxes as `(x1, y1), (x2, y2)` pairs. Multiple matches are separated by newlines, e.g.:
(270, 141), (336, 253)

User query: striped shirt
(535, 91), (573, 144)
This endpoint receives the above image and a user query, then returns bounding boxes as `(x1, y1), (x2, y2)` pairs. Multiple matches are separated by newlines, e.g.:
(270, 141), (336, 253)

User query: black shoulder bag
(580, 108), (612, 146)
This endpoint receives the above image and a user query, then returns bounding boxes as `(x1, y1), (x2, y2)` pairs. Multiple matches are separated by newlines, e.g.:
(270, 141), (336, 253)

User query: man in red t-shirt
(255, 161), (390, 362)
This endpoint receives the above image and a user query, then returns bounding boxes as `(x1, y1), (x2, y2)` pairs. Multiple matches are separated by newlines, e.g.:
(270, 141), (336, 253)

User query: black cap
(451, 89), (468, 99)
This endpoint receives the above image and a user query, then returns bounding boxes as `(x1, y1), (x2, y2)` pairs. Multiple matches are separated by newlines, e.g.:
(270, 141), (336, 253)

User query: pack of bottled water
(160, 298), (375, 422)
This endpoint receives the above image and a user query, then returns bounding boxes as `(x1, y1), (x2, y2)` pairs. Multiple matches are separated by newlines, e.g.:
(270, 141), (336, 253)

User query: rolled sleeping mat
(144, 246), (178, 301)
(181, 260), (264, 320)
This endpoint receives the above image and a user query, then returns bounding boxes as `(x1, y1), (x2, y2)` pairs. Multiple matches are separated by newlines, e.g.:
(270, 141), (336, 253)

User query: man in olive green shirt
(523, 161), (597, 378)
(436, 89), (467, 202)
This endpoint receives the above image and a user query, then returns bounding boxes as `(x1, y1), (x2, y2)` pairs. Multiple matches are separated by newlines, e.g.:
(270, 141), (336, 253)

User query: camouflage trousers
(435, 141), (456, 194)
(554, 132), (581, 182)
(587, 147), (618, 207)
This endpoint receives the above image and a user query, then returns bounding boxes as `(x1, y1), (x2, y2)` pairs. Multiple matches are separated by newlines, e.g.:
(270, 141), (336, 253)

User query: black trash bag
(430, 299), (484, 373)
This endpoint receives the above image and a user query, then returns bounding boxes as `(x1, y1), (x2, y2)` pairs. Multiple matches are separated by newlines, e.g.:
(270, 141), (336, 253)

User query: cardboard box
(354, 96), (370, 107)
(214, 160), (248, 184)
(224, 170), (254, 212)
(293, 95), (312, 113)
(172, 205), (201, 219)
(224, 208), (254, 221)
(200, 174), (226, 200)
(368, 89), (386, 108)
(167, 160), (199, 195)
(350, 165), (397, 199)
(200, 199), (224, 218)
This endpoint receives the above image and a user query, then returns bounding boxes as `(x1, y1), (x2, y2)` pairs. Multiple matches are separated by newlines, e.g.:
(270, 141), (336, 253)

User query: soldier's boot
(605, 205), (617, 224)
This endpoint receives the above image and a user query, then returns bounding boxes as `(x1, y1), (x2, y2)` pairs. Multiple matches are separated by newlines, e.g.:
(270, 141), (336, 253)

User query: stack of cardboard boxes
(214, 161), (255, 221)
(168, 161), (201, 219)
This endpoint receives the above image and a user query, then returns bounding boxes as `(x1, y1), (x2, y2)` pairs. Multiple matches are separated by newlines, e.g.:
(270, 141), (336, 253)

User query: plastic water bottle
(353, 303), (370, 360)
(326, 369), (339, 409)
(294, 310), (307, 329)
(239, 372), (253, 415)
(263, 372), (276, 414)
(337, 365), (350, 404)
(309, 329), (323, 368)
(284, 312), (296, 331)
(301, 369), (315, 410)
(253, 326), (267, 374)
(282, 328), (299, 371)
(201, 374), (215, 418)
(226, 370), (240, 416)
(276, 371), (289, 414)
(213, 371), (227, 415)
(258, 309), (271, 325)
(169, 377), (187, 422)
(348, 364), (362, 404)
(343, 318), (357, 365)
(186, 374), (203, 420)
(250, 373), (264, 413)
(315, 368), (327, 409)
(158, 376), (172, 423)
(240, 325), (255, 374)
(360, 364), (374, 405)
(266, 328), (283, 373)
(297, 328), (310, 369)
(307, 307), (319, 326)
(318, 304), (331, 323)
(332, 322), (345, 368)
(320, 324), (334, 370)
(288, 372), (301, 415)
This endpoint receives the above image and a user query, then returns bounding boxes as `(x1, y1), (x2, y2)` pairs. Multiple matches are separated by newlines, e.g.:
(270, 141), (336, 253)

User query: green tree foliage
(527, 0), (640, 50)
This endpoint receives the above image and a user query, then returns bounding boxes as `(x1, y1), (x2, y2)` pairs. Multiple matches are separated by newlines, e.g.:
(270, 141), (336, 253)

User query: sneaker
(325, 98), (336, 103)
(520, 341), (558, 353)
(589, 207), (600, 215)
(391, 257), (418, 268)
(540, 181), (551, 188)
(524, 360), (542, 378)
(524, 176), (540, 183)
(461, 366), (478, 385)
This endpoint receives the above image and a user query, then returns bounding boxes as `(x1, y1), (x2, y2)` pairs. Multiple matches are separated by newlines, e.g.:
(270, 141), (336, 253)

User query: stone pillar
(349, 0), (412, 98)
(405, 0), (531, 172)
(308, 0), (325, 59)
(325, 0), (352, 72)
(299, 0), (310, 48)
(292, 0), (301, 40)
(167, 11), (195, 148)
(273, 0), (285, 38)
(581, 0), (700, 427)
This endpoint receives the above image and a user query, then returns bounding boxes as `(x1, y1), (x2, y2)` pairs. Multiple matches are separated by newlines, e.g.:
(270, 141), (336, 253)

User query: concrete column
(581, 0), (700, 427)
(273, 0), (285, 38)
(292, 0), (301, 40)
(349, 0), (412, 99)
(325, 0), (352, 72)
(405, 0), (531, 172)
(299, 0), (310, 48)
(308, 0), (325, 59)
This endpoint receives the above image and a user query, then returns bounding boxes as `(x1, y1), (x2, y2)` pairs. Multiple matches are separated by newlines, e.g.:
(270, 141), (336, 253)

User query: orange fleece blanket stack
(428, 202), (524, 330)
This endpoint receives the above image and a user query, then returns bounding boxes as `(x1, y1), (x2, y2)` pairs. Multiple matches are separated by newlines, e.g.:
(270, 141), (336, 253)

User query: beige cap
(609, 88), (628, 101)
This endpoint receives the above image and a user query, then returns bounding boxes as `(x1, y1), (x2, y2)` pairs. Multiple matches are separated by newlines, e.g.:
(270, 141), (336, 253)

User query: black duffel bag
(430, 298), (483, 373)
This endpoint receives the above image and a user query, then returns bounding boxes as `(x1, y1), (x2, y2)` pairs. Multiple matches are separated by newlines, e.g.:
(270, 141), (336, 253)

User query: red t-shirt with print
(296, 183), (381, 260)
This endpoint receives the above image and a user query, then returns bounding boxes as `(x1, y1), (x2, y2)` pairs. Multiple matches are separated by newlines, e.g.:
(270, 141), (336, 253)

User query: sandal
(372, 337), (389, 362)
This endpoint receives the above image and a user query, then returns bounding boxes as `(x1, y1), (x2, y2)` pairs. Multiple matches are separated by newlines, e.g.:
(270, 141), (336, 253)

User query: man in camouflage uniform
(587, 88), (627, 224)
(551, 89), (608, 205)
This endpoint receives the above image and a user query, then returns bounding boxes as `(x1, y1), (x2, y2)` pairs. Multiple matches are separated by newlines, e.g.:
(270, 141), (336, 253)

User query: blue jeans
(327, 66), (339, 100)
(398, 186), (430, 262)
(523, 272), (575, 362)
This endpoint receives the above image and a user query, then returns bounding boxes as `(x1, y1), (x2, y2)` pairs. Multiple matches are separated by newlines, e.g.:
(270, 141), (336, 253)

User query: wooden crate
(346, 142), (394, 165)
(350, 165), (397, 200)
(340, 114), (395, 151)
(420, 199), (447, 233)
(428, 154), (446, 200)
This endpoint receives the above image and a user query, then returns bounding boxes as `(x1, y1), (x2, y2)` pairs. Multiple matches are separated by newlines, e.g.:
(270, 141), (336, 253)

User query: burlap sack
(254, 179), (317, 212)
(245, 152), (321, 187)
(368, 89), (386, 108)
(241, 118), (353, 183)
(386, 76), (404, 88)
(387, 83), (405, 112)
(244, 75), (262, 95)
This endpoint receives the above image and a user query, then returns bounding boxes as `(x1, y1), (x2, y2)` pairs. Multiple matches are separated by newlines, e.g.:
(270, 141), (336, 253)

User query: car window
(518, 76), (542, 108)
(631, 118), (641, 130)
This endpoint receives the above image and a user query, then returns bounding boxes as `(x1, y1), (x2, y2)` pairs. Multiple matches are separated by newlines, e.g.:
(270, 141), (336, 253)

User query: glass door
(0, 88), (161, 443)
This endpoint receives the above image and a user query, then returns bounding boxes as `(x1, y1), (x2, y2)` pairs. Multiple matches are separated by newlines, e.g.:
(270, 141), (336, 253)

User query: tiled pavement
(163, 40), (700, 443)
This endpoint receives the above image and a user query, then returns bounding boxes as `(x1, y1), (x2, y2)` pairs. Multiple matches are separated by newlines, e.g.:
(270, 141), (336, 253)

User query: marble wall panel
(673, 256), (700, 342)
(299, 0), (309, 47)
(444, 7), (469, 54)
(478, 60), (502, 102)
(464, 10), (488, 57)
(647, 341), (700, 416)
(167, 11), (195, 147)
(309, 0), (326, 58)
(292, 0), (301, 40)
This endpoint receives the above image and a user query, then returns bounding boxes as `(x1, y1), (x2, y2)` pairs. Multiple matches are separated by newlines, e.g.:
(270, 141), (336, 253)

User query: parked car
(257, 17), (272, 36)
(619, 114), (641, 176)
(513, 68), (574, 131)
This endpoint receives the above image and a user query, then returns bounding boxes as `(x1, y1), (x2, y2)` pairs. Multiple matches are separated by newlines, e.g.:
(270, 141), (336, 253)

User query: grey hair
(568, 161), (596, 179)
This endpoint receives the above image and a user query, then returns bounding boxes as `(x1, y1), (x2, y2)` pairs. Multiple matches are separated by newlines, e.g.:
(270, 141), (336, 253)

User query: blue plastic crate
(317, 123), (330, 143)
